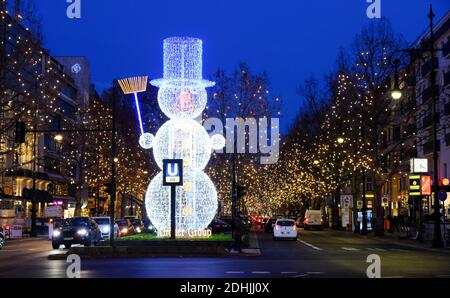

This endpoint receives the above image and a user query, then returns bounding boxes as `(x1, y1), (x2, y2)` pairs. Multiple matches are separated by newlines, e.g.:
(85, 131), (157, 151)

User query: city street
(1, 229), (450, 278)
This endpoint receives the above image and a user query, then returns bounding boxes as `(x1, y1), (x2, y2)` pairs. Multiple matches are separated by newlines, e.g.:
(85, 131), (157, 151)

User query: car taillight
(304, 219), (308, 224)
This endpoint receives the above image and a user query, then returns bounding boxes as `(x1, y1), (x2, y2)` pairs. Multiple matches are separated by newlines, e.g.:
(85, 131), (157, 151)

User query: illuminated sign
(409, 175), (421, 196)
(162, 159), (183, 186)
(421, 176), (431, 196)
(410, 158), (428, 173)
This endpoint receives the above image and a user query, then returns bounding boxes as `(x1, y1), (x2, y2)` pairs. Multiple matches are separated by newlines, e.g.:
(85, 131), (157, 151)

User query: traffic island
(48, 233), (237, 259)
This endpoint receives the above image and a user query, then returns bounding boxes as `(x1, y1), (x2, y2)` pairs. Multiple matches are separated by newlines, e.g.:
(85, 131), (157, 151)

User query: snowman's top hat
(151, 37), (215, 88)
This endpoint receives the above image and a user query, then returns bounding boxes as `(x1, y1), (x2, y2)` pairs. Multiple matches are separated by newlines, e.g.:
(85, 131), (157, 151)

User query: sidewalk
(330, 229), (450, 253)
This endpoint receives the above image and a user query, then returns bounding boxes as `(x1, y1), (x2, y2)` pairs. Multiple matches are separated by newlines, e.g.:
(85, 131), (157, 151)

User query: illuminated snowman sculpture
(139, 37), (225, 236)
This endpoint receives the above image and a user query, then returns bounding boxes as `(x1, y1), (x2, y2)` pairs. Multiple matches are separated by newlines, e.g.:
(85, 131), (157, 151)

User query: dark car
(208, 218), (232, 234)
(0, 226), (5, 249)
(52, 217), (102, 249)
(130, 218), (144, 234)
(265, 218), (277, 233)
(116, 219), (135, 237)
(143, 219), (156, 233)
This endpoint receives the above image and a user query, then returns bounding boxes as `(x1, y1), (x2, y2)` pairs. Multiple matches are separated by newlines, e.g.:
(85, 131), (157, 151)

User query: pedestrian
(233, 213), (243, 253)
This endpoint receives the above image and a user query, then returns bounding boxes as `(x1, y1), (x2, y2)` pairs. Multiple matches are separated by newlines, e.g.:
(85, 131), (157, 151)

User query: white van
(304, 210), (323, 230)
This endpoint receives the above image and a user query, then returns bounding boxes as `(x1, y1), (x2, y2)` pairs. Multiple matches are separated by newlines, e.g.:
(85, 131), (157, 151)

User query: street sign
(421, 175), (431, 196)
(357, 200), (363, 209)
(438, 190), (447, 202)
(409, 175), (421, 196)
(163, 159), (183, 186)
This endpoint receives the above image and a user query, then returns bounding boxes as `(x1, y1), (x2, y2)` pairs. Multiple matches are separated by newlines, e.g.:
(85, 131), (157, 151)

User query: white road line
(226, 271), (244, 274)
(291, 274), (309, 278)
(307, 272), (324, 274)
(390, 248), (409, 252)
(252, 271), (270, 274)
(342, 247), (360, 251)
(297, 239), (322, 251)
(367, 248), (377, 251)
(281, 272), (298, 274)
(373, 248), (387, 252)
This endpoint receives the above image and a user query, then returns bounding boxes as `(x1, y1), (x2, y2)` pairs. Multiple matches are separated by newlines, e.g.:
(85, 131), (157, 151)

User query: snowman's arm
(139, 132), (155, 149)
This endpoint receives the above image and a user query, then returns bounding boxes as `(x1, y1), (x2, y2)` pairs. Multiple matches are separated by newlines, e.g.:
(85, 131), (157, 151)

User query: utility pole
(428, 6), (443, 248)
(109, 83), (117, 247)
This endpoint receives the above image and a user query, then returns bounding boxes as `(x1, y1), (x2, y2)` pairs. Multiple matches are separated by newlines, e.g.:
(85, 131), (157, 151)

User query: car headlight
(136, 227), (141, 233)
(52, 230), (61, 237)
(77, 229), (88, 236)
(102, 226), (110, 234)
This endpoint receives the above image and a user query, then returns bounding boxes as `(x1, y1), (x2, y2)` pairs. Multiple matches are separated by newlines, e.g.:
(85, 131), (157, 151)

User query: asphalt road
(1, 229), (450, 278)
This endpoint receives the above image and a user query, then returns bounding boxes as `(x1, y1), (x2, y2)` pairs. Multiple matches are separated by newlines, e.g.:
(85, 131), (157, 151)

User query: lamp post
(390, 5), (443, 247)
(332, 136), (344, 229)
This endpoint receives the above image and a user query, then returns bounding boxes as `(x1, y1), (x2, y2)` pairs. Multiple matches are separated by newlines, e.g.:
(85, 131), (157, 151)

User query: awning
(22, 188), (53, 203)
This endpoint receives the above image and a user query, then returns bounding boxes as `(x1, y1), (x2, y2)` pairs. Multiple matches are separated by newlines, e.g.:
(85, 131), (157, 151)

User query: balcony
(421, 85), (434, 103)
(444, 71), (450, 87)
(421, 58), (439, 77)
(421, 114), (434, 129)
(445, 102), (450, 116)
(444, 39), (450, 58)
(446, 133), (450, 147)
(423, 140), (440, 155)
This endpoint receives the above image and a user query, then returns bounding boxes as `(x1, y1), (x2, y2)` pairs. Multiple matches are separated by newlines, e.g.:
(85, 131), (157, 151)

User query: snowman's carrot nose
(118, 76), (148, 135)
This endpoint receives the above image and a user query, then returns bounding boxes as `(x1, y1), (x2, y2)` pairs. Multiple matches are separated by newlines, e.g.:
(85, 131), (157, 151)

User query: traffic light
(104, 182), (114, 196)
(236, 185), (246, 199)
(15, 121), (26, 144)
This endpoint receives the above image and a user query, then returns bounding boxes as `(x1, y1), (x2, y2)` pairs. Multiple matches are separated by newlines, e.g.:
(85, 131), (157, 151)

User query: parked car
(52, 217), (102, 249)
(130, 218), (143, 233)
(0, 226), (5, 249)
(264, 218), (277, 232)
(273, 218), (298, 240)
(304, 210), (323, 230)
(93, 217), (119, 240)
(208, 218), (232, 234)
(143, 219), (156, 233)
(295, 217), (304, 228)
(115, 219), (136, 237)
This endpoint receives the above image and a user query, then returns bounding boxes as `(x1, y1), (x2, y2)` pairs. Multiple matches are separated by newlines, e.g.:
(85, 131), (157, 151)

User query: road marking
(366, 248), (387, 251)
(342, 247), (360, 251)
(226, 271), (244, 274)
(291, 274), (308, 278)
(390, 248), (409, 252)
(281, 272), (298, 274)
(307, 272), (324, 274)
(252, 271), (270, 274)
(297, 239), (322, 251)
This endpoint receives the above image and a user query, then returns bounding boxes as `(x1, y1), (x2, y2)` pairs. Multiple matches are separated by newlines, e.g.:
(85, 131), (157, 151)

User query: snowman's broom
(118, 76), (148, 135)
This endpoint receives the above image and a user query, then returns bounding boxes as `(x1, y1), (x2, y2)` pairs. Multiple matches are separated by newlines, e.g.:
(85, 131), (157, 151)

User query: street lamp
(389, 5), (443, 248)
(53, 133), (63, 142)
(337, 137), (344, 144)
(313, 160), (320, 165)
(390, 59), (402, 100)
